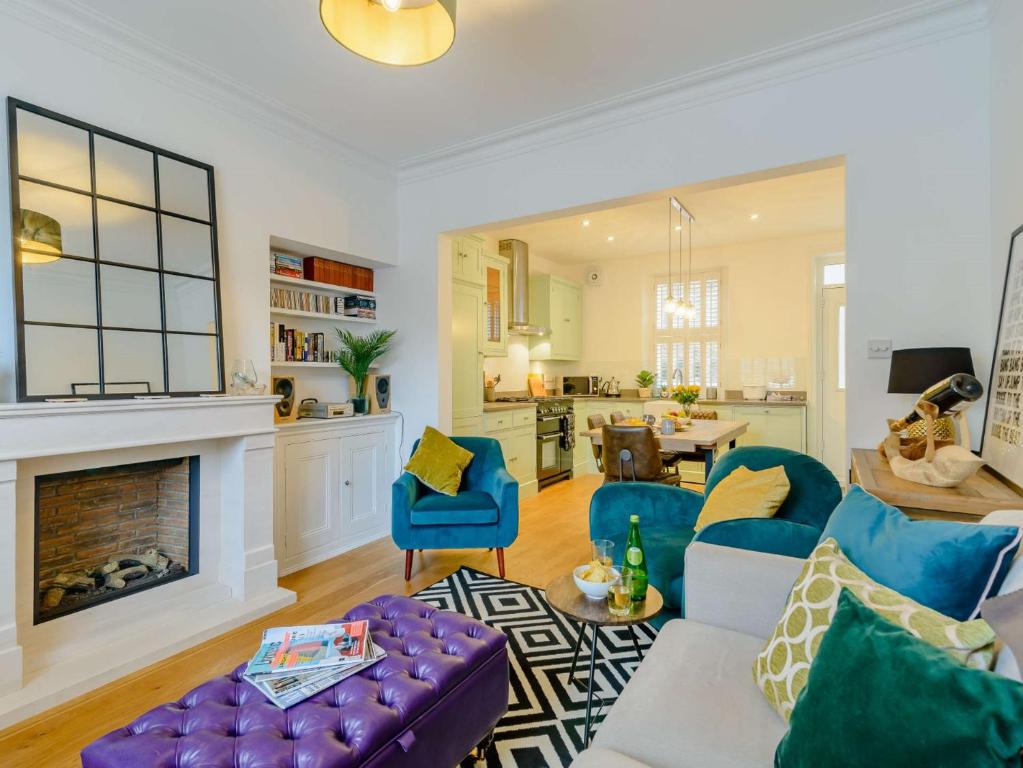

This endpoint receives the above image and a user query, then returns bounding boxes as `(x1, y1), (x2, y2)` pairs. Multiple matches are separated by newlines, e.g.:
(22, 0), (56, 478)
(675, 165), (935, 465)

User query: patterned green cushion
(754, 538), (996, 721)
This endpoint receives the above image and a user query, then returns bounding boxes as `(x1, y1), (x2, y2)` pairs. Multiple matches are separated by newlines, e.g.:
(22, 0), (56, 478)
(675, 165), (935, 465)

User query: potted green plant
(635, 370), (656, 399)
(335, 328), (397, 414)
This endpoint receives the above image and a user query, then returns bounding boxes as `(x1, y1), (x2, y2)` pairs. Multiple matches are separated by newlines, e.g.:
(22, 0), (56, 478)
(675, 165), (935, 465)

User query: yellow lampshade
(320, 0), (456, 67)
(18, 209), (62, 265)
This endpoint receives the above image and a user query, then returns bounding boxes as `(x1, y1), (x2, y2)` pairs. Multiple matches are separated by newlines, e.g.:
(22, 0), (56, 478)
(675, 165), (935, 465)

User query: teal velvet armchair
(393, 436), (519, 580)
(589, 446), (841, 621)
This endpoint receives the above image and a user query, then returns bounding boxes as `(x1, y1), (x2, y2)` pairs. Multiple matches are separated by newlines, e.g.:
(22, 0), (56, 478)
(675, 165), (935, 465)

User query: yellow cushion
(404, 427), (474, 496)
(693, 465), (790, 532)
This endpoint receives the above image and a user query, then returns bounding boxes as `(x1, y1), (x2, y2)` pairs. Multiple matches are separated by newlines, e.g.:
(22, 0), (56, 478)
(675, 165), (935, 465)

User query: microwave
(560, 376), (600, 397)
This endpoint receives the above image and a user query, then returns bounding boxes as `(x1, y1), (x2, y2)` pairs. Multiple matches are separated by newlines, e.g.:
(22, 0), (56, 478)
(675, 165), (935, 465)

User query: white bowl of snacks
(573, 560), (620, 600)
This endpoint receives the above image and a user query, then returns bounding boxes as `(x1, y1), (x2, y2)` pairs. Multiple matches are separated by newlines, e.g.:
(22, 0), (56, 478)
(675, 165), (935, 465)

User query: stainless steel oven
(560, 376), (600, 397)
(536, 398), (574, 489)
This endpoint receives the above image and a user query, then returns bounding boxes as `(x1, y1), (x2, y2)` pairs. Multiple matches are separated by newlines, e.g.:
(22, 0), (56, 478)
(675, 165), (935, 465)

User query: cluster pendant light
(663, 197), (697, 322)
(320, 0), (457, 67)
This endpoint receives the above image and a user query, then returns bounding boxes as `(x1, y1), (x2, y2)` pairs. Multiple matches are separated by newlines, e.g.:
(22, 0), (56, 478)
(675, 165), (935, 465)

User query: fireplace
(34, 457), (199, 624)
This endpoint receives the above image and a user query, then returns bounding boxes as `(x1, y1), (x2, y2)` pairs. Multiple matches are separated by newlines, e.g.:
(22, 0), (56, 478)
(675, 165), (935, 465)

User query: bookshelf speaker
(367, 374), (390, 414)
(272, 376), (297, 422)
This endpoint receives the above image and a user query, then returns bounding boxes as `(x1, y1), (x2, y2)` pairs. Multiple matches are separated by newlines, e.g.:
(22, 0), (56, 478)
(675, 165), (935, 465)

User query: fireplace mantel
(0, 394), (295, 727)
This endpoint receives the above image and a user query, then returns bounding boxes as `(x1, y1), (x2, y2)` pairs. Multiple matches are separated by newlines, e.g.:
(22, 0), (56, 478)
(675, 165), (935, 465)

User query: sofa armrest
(693, 518), (823, 559)
(683, 542), (805, 640)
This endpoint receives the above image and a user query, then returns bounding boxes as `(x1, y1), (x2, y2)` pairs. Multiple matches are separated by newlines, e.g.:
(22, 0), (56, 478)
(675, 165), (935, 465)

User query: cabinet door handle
(344, 480), (351, 486)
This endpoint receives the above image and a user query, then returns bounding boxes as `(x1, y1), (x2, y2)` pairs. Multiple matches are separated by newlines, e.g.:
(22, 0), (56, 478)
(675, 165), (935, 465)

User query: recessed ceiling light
(582, 219), (590, 227)
(750, 213), (760, 221)
(607, 235), (615, 242)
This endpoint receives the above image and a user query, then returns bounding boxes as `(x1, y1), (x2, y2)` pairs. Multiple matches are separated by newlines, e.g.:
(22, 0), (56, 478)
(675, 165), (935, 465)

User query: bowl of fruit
(573, 560), (620, 600)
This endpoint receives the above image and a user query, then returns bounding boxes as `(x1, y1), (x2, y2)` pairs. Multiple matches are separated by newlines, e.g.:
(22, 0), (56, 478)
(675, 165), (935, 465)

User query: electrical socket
(867, 338), (893, 359)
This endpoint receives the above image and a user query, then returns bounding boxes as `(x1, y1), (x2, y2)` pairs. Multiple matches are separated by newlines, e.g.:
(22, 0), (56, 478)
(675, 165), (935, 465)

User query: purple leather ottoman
(81, 595), (509, 768)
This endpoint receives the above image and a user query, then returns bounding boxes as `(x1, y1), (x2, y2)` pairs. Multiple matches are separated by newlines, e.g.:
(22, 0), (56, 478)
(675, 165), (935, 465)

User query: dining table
(581, 419), (749, 474)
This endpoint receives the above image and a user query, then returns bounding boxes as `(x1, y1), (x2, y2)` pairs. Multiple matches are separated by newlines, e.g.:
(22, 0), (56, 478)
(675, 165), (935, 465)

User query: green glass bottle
(625, 514), (648, 601)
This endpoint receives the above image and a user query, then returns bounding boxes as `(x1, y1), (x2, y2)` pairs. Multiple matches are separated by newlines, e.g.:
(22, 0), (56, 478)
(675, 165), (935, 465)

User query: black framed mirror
(7, 98), (225, 401)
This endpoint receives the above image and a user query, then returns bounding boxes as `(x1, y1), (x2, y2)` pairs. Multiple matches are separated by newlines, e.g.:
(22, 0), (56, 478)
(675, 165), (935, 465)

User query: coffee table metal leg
(627, 625), (643, 662)
(568, 621), (586, 685)
(582, 623), (600, 747)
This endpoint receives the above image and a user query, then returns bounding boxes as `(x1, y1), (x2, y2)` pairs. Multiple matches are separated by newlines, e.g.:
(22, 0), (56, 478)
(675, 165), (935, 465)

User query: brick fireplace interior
(35, 456), (199, 624)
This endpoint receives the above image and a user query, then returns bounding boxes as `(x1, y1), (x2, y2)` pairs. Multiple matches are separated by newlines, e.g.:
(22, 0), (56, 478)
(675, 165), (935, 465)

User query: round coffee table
(544, 574), (663, 747)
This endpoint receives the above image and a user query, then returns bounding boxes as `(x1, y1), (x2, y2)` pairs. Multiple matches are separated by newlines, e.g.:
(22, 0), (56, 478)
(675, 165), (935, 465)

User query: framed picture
(982, 224), (1023, 484)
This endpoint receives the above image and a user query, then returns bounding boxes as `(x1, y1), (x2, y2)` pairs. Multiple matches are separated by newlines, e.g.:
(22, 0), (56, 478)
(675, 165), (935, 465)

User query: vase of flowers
(335, 328), (397, 414)
(671, 384), (701, 420)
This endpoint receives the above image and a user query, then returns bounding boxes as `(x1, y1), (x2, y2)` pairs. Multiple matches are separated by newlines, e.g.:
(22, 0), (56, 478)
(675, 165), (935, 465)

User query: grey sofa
(571, 511), (1023, 768)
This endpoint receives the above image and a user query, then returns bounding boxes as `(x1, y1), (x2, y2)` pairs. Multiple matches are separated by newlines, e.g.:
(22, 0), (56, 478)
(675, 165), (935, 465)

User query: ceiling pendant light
(320, 0), (457, 67)
(663, 197), (678, 314)
(18, 209), (62, 264)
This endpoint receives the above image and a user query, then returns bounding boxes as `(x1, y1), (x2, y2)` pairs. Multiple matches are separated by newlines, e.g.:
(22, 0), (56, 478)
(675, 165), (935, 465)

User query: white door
(452, 282), (485, 421)
(284, 438), (342, 561)
(821, 283), (848, 481)
(340, 430), (390, 543)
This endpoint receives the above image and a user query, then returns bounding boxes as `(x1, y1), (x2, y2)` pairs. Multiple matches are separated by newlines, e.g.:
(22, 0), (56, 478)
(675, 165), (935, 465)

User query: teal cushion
(410, 491), (498, 526)
(776, 589), (1023, 767)
(820, 486), (1021, 620)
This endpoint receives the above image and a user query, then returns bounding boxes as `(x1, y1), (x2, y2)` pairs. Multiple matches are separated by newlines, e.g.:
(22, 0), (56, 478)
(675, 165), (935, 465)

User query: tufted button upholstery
(81, 596), (508, 768)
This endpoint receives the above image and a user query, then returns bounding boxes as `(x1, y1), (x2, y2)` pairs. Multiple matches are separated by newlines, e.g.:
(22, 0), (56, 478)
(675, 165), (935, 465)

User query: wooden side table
(850, 448), (1023, 523)
(544, 574), (663, 747)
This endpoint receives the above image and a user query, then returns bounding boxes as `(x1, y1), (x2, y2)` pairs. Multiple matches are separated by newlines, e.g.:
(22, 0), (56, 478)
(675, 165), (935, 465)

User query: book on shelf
(271, 323), (336, 363)
(271, 251), (305, 279)
(242, 621), (385, 709)
(338, 295), (377, 320)
(271, 286), (339, 315)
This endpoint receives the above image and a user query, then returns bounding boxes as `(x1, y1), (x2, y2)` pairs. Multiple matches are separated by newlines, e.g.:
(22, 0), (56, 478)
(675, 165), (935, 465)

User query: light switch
(867, 338), (893, 359)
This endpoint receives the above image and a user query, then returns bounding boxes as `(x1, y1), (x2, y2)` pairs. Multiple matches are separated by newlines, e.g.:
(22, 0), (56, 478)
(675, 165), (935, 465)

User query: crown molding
(0, 0), (395, 179)
(398, 0), (989, 183)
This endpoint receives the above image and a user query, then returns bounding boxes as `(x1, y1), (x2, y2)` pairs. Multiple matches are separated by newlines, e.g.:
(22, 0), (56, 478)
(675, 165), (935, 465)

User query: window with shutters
(653, 271), (723, 391)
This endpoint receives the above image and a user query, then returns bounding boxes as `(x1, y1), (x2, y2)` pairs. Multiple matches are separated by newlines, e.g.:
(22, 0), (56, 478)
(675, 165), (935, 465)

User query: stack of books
(340, 295), (377, 320)
(243, 621), (385, 709)
(271, 251), (304, 278)
(271, 325), (334, 362)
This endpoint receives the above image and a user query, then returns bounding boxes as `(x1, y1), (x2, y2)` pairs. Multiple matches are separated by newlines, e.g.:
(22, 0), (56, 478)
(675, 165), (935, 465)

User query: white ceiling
(481, 165), (845, 260)
(72, 0), (927, 165)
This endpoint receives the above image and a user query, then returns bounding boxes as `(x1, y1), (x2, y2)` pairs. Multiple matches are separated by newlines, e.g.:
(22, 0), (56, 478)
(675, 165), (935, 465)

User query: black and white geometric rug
(415, 566), (658, 768)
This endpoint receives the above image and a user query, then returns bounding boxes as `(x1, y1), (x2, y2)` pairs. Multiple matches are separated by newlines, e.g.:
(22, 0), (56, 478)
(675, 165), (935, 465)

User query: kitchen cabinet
(275, 417), (397, 575)
(482, 406), (537, 498)
(452, 281), (485, 421)
(452, 235), (485, 286)
(529, 274), (582, 361)
(730, 405), (807, 453)
(482, 253), (509, 357)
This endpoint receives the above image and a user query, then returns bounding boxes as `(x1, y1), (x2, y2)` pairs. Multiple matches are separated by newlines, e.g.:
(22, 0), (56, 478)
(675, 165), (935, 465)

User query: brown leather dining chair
(586, 413), (606, 471)
(601, 425), (680, 486)
(610, 411), (626, 425)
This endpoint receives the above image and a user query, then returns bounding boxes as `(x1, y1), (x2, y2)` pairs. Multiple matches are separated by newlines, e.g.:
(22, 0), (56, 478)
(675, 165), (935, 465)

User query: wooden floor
(0, 474), (619, 768)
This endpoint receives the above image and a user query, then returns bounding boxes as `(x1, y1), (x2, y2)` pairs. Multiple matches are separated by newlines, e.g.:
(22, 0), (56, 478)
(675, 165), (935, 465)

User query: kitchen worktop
(483, 401), (539, 413)
(572, 396), (807, 408)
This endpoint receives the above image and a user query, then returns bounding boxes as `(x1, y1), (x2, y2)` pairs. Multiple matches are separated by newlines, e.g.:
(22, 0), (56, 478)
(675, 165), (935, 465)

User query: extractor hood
(499, 238), (550, 336)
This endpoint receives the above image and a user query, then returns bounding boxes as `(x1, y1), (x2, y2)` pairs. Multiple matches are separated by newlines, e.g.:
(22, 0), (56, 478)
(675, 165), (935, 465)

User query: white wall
(395, 22), (992, 452)
(0, 10), (398, 404)
(484, 231), (842, 395)
(991, 0), (1023, 305)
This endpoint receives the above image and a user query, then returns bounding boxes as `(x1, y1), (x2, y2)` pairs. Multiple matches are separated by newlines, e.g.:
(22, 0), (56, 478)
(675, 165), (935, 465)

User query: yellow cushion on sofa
(404, 427), (474, 496)
(693, 465), (790, 532)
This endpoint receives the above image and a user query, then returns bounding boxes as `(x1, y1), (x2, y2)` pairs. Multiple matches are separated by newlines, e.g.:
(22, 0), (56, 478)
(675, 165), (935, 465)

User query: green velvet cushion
(776, 590), (1023, 768)
(410, 491), (498, 526)
(403, 426), (474, 496)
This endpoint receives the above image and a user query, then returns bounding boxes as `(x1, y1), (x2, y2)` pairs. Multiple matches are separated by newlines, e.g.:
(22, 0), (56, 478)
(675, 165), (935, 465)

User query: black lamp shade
(887, 347), (975, 394)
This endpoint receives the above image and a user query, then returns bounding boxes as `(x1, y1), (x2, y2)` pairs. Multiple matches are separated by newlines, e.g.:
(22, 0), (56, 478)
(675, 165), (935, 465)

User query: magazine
(245, 621), (371, 680)
(245, 638), (386, 709)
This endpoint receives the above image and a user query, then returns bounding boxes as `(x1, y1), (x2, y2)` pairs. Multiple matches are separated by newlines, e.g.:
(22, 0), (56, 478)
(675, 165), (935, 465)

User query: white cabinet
(275, 416), (397, 575)
(482, 254), (509, 357)
(452, 281), (485, 421)
(481, 406), (537, 498)
(528, 275), (583, 361)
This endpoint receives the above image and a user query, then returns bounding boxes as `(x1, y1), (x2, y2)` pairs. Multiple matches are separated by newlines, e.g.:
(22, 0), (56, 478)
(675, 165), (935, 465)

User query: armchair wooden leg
(404, 550), (413, 581)
(496, 548), (506, 579)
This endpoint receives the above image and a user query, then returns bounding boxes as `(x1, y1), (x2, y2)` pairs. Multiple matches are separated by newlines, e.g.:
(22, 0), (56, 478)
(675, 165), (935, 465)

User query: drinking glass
(607, 566), (634, 616)
(591, 539), (614, 568)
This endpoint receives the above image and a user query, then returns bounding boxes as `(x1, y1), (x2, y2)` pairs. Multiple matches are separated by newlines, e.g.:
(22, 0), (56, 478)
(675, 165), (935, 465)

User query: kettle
(600, 377), (621, 398)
